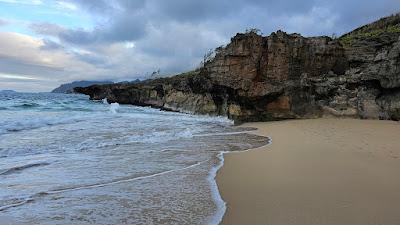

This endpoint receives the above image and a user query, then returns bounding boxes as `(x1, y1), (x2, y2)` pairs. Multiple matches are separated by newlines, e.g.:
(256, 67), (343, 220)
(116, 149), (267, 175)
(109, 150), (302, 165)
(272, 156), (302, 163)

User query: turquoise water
(0, 91), (268, 225)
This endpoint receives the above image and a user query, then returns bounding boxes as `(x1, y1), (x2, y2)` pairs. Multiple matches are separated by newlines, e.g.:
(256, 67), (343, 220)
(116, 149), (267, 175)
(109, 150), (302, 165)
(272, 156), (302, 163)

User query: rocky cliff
(75, 14), (400, 122)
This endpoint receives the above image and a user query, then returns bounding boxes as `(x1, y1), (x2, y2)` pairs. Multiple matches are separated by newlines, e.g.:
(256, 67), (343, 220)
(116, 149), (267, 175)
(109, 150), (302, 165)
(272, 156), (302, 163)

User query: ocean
(0, 91), (268, 225)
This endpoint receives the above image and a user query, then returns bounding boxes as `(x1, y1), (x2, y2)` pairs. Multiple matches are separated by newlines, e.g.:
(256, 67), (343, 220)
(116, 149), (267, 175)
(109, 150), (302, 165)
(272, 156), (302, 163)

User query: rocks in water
(75, 14), (400, 123)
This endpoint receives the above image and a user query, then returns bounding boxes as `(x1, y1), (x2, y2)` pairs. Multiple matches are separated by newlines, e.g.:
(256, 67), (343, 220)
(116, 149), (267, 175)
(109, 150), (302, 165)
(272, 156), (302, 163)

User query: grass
(175, 69), (200, 78)
(339, 13), (400, 46)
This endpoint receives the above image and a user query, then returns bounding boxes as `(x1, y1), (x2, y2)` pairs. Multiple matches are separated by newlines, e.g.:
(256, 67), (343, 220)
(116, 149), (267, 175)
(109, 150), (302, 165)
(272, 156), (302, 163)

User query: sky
(0, 0), (399, 92)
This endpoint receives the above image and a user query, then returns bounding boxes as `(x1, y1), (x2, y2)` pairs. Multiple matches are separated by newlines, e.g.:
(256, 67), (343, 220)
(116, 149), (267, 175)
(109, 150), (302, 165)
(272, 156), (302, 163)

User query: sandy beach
(217, 119), (400, 225)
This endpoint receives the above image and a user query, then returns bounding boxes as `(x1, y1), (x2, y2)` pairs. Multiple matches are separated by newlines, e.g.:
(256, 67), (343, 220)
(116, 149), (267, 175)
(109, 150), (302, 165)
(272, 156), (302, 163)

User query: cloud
(0, 32), (112, 89)
(320, 0), (400, 34)
(0, 0), (42, 5)
(73, 51), (108, 66)
(56, 1), (77, 11)
(58, 14), (147, 44)
(31, 13), (147, 45)
(0, 73), (41, 80)
(53, 0), (400, 49)
(67, 0), (114, 14)
(40, 39), (64, 50)
(0, 18), (8, 26)
(30, 22), (66, 36)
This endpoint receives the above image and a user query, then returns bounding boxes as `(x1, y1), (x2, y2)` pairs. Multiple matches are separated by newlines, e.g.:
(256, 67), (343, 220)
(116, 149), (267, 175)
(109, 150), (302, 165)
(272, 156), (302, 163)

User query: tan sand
(217, 119), (400, 225)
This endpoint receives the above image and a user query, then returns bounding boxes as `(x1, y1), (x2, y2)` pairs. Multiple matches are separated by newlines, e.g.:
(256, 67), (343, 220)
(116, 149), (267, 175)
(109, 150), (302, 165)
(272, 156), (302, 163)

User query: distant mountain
(0, 90), (17, 93)
(51, 81), (114, 93)
(115, 79), (142, 84)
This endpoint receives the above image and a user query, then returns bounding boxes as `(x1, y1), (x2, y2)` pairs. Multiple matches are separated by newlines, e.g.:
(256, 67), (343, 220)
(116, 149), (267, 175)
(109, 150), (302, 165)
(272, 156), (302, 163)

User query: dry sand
(217, 119), (400, 225)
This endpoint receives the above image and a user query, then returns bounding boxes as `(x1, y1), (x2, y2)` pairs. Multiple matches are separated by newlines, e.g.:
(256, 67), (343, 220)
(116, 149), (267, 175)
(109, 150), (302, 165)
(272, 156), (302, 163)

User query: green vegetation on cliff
(339, 13), (400, 46)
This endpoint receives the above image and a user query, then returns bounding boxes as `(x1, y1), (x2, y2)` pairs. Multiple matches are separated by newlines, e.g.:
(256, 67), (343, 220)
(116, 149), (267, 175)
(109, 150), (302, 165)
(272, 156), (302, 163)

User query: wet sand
(217, 119), (400, 225)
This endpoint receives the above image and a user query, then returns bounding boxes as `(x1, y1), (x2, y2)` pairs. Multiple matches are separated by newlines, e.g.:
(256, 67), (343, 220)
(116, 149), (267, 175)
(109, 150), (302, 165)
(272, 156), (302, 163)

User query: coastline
(216, 118), (400, 225)
(208, 135), (272, 225)
(207, 151), (227, 225)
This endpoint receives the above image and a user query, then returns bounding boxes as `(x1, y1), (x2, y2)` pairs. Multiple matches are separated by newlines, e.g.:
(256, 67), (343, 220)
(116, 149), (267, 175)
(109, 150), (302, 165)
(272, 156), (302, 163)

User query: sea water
(0, 92), (268, 225)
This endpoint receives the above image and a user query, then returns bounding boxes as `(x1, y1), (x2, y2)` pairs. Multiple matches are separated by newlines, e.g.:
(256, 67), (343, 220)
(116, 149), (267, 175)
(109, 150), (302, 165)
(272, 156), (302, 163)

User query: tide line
(0, 160), (206, 212)
(207, 128), (272, 225)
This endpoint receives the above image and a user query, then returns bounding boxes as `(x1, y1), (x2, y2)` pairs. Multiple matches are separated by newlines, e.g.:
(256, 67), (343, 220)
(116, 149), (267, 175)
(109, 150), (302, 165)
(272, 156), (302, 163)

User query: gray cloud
(40, 39), (64, 50)
(0, 18), (8, 26)
(0, 32), (113, 91)
(0, 56), (63, 77)
(49, 0), (327, 46)
(74, 52), (109, 66)
(56, 0), (400, 47)
(30, 22), (65, 36)
(32, 14), (147, 45)
(322, 0), (400, 34)
(150, 0), (319, 23)
(71, 0), (145, 14)
(68, 0), (116, 14)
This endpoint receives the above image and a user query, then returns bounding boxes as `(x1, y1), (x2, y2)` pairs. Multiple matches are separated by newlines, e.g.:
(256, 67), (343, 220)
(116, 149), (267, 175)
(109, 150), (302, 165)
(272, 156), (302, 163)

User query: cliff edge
(76, 14), (400, 122)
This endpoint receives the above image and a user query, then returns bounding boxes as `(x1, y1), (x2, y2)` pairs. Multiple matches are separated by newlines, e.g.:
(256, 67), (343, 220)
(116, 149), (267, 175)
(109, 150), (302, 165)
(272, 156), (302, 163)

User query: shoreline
(208, 132), (272, 225)
(216, 118), (400, 225)
(207, 151), (227, 225)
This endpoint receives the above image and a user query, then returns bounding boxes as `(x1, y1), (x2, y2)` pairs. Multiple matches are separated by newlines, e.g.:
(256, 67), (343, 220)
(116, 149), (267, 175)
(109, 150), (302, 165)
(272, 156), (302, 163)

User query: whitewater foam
(110, 102), (119, 113)
(207, 151), (227, 225)
(0, 162), (50, 176)
(0, 161), (206, 212)
(0, 114), (88, 135)
(207, 133), (272, 225)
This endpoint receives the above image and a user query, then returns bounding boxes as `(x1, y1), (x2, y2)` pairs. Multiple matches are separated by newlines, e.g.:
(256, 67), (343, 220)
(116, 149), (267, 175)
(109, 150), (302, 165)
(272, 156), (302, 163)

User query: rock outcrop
(76, 14), (400, 122)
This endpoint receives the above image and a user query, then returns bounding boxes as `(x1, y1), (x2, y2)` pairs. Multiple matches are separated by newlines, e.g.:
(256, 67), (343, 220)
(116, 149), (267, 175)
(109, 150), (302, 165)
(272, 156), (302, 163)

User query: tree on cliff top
(245, 28), (262, 35)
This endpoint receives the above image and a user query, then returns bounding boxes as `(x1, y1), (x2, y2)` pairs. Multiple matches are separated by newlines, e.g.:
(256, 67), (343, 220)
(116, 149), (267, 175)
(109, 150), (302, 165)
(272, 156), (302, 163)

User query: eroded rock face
(76, 15), (400, 123)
